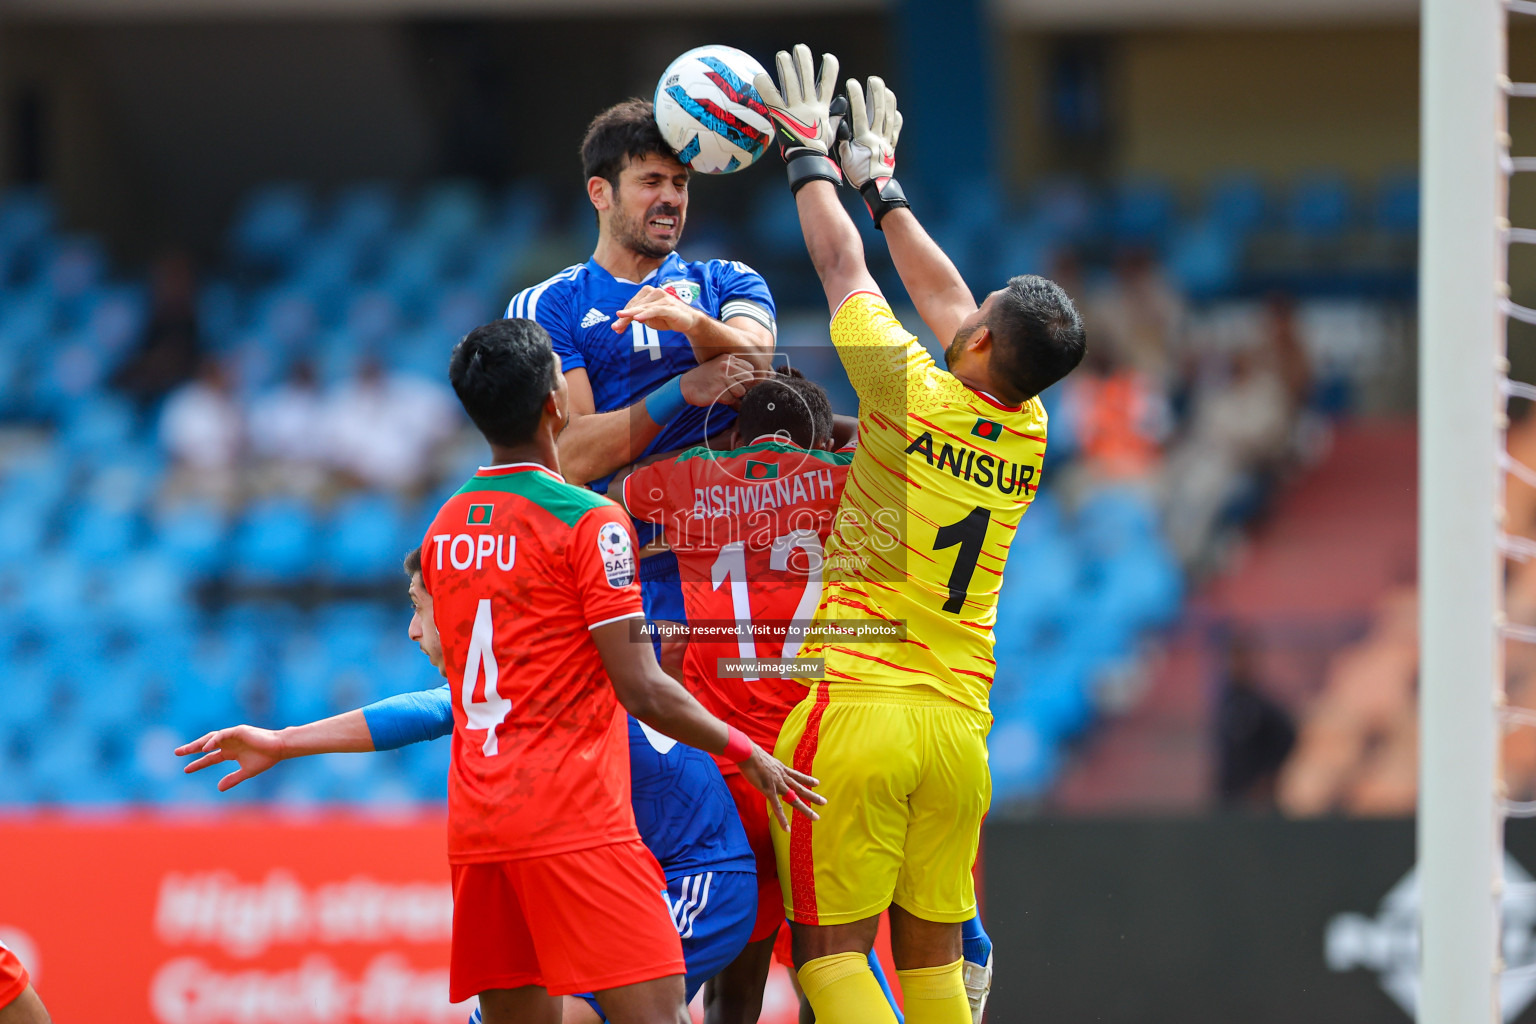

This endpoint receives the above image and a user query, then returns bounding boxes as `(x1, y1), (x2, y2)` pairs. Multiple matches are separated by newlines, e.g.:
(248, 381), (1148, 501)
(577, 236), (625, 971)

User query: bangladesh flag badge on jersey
(466, 504), (494, 525)
(971, 417), (1003, 442)
(744, 460), (779, 481)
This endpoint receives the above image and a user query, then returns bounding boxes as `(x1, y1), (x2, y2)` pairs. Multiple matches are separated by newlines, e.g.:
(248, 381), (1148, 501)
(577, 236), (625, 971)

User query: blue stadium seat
(253, 288), (319, 349)
(46, 235), (107, 300)
(748, 186), (807, 259)
(0, 495), (52, 566)
(320, 494), (408, 582)
(1285, 174), (1353, 240)
(0, 288), (55, 354)
(327, 182), (399, 248)
(84, 286), (149, 357)
(102, 553), (194, 627)
(293, 237), (361, 301)
(1075, 487), (1160, 561)
(63, 501), (139, 564)
(231, 498), (317, 583)
(345, 289), (403, 345)
(0, 188), (54, 252)
(416, 181), (486, 245)
(23, 554), (92, 628)
(2, 663), (51, 725)
(1107, 178), (1177, 245)
(230, 183), (313, 266)
(1030, 178), (1100, 243)
(197, 280), (244, 349)
(1204, 174), (1268, 236)
(987, 713), (1059, 800)
(62, 396), (139, 450)
(1166, 220), (1242, 298)
(378, 237), (447, 310)
(152, 499), (230, 575)
(1375, 171), (1419, 236)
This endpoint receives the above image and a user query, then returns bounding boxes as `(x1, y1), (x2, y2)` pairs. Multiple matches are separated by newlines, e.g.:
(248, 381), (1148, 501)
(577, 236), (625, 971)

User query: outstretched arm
(881, 207), (977, 346)
(175, 712), (376, 792)
(794, 180), (879, 317)
(755, 45), (877, 317)
(175, 685), (454, 791)
(838, 77), (977, 343)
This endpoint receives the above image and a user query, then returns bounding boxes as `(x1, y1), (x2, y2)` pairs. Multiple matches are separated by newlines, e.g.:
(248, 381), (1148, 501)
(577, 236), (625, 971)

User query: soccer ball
(654, 45), (774, 175)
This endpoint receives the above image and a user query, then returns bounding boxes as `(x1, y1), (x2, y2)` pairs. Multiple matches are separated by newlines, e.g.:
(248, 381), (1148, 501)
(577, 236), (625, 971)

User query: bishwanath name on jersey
(902, 431), (1038, 496)
(689, 466), (840, 518)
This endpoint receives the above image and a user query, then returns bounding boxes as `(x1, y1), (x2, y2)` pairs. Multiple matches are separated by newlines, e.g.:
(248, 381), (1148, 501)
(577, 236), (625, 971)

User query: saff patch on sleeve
(467, 504), (494, 525)
(597, 521), (635, 588)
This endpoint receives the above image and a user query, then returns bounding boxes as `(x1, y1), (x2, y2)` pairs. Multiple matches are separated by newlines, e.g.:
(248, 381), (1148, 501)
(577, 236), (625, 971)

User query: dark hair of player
(985, 274), (1087, 404)
(581, 98), (681, 188)
(403, 545), (421, 578)
(448, 318), (556, 447)
(737, 368), (833, 450)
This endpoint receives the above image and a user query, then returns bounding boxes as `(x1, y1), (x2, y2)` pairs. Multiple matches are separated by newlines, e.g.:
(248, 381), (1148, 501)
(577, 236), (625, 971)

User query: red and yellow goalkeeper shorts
(770, 682), (991, 926)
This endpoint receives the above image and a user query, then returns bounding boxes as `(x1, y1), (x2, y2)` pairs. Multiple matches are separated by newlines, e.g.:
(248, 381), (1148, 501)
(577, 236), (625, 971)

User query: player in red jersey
(617, 370), (859, 1024)
(0, 939), (49, 1024)
(426, 317), (821, 1024)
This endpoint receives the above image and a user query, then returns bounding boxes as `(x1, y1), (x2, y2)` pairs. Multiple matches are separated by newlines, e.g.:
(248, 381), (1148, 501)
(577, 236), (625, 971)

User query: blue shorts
(579, 869), (756, 1019)
(641, 550), (686, 654)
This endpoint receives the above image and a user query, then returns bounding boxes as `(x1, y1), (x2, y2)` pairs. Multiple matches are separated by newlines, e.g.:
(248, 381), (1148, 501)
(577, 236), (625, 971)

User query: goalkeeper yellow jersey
(804, 290), (1048, 715)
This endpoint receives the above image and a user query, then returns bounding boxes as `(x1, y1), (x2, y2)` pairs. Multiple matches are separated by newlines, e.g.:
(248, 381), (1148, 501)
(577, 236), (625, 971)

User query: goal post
(1417, 0), (1507, 1021)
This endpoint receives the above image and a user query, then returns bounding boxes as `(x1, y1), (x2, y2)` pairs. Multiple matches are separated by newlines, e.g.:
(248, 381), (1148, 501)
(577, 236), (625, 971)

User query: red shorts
(0, 944), (28, 1009)
(725, 770), (784, 943)
(449, 840), (684, 1002)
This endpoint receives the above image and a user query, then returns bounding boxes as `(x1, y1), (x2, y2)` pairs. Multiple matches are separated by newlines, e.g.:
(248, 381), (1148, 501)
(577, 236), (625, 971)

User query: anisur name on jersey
(903, 432), (1037, 495)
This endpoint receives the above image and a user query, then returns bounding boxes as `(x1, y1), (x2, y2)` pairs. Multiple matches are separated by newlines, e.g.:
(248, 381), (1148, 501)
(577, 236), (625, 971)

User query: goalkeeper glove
(754, 44), (844, 194)
(838, 76), (910, 228)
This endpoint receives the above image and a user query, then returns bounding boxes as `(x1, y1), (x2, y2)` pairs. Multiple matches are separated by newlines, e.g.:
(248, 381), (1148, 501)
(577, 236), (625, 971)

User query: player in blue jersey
(505, 99), (779, 676)
(176, 545), (759, 1024)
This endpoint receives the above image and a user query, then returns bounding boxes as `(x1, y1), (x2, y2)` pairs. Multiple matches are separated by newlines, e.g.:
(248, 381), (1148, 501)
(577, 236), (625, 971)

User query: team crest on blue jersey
(599, 522), (635, 587)
(662, 281), (701, 305)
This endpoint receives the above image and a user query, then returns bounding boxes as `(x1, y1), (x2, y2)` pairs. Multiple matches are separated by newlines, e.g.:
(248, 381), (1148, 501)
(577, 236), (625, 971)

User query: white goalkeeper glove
(838, 76), (910, 229)
(754, 44), (844, 194)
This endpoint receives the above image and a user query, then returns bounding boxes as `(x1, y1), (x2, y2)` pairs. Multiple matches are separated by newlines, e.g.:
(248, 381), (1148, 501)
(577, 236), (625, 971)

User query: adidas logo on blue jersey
(580, 307), (611, 328)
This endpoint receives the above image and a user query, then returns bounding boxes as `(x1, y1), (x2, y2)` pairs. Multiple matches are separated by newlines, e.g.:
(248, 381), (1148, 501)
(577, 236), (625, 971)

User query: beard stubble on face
(611, 192), (682, 259)
(946, 319), (981, 369)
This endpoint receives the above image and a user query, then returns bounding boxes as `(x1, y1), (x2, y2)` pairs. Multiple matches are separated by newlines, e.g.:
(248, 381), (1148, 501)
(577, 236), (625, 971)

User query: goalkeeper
(753, 46), (1085, 1024)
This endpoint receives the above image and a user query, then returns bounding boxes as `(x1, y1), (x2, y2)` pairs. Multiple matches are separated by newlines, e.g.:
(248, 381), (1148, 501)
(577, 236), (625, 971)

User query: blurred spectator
(249, 359), (328, 498)
(1058, 346), (1170, 489)
(323, 356), (458, 493)
(1088, 248), (1186, 387)
(1214, 631), (1296, 809)
(1160, 343), (1293, 569)
(112, 251), (202, 406)
(159, 357), (243, 506)
(1278, 588), (1418, 816)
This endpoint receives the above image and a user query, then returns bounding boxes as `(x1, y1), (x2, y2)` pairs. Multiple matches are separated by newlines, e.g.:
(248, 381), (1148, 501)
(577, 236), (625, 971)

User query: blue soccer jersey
(627, 716), (755, 878)
(504, 253), (777, 498)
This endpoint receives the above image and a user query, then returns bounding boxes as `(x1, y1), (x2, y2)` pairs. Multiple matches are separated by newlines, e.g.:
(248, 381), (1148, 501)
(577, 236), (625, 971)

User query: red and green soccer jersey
(421, 462), (645, 864)
(625, 439), (854, 771)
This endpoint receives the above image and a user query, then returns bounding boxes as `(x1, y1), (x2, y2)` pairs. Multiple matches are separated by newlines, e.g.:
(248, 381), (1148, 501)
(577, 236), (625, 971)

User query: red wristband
(722, 726), (753, 764)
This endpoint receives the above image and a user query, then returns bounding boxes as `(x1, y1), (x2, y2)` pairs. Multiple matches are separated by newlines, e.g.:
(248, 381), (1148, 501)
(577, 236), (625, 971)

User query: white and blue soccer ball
(654, 45), (774, 175)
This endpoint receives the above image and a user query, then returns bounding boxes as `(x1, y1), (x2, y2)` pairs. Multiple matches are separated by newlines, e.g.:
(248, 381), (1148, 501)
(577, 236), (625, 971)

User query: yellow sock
(896, 958), (971, 1024)
(798, 951), (900, 1024)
